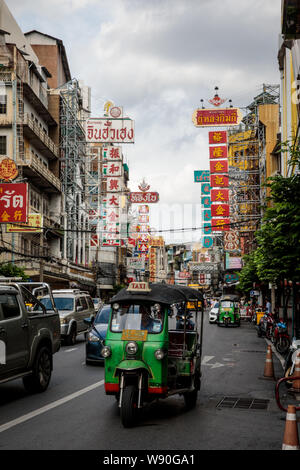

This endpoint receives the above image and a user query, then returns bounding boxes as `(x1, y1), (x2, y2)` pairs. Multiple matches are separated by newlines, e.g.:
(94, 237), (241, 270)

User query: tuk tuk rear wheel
(184, 389), (198, 410)
(120, 385), (139, 428)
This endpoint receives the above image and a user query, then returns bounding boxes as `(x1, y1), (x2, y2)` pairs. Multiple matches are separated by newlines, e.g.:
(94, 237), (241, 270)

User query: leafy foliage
(0, 263), (29, 280)
(236, 252), (259, 293)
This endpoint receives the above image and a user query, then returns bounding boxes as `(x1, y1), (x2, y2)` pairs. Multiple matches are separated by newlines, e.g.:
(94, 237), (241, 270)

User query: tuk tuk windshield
(110, 303), (164, 334)
(220, 301), (234, 308)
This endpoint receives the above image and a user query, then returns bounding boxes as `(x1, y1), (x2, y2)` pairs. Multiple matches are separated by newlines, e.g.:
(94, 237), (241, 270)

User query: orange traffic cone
(263, 345), (274, 379)
(291, 352), (300, 392)
(282, 405), (299, 450)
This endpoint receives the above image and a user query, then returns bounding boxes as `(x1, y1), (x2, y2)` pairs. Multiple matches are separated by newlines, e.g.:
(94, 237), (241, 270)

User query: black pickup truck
(0, 282), (60, 393)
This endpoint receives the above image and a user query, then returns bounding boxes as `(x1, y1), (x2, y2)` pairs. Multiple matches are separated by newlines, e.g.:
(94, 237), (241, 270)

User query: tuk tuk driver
(140, 304), (162, 333)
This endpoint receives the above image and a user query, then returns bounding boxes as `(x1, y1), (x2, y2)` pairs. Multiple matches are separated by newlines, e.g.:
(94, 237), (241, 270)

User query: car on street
(85, 304), (110, 365)
(38, 289), (95, 346)
(0, 282), (60, 393)
(209, 302), (219, 323)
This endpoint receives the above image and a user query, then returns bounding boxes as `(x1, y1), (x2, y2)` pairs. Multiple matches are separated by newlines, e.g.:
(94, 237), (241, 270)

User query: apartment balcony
(17, 150), (61, 193)
(23, 82), (57, 127)
(23, 114), (59, 160)
(43, 214), (63, 237)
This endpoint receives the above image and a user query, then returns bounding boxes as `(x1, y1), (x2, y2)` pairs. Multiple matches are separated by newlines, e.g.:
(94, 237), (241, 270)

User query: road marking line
(0, 379), (104, 434)
(201, 355), (214, 365)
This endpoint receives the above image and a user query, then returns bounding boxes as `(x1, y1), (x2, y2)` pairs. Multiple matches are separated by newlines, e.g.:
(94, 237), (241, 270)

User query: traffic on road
(0, 283), (296, 452)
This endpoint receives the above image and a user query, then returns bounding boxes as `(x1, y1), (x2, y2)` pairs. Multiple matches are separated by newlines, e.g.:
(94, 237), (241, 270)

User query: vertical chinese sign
(86, 108), (135, 248)
(193, 170), (213, 248)
(128, 181), (159, 282)
(102, 145), (123, 246)
(209, 130), (230, 233)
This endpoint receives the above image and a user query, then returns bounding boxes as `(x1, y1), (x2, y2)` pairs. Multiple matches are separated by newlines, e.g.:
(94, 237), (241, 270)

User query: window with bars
(0, 135), (7, 155)
(0, 95), (7, 114)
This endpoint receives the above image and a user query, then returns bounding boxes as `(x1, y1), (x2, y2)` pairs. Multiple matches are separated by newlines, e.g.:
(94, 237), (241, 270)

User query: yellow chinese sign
(7, 213), (43, 233)
(121, 329), (148, 342)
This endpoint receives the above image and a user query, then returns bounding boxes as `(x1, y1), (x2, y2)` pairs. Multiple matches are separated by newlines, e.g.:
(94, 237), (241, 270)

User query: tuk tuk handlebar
(275, 376), (300, 412)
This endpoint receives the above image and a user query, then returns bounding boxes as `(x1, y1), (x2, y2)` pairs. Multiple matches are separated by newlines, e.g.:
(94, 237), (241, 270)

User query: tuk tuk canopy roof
(220, 294), (240, 301)
(110, 283), (203, 306)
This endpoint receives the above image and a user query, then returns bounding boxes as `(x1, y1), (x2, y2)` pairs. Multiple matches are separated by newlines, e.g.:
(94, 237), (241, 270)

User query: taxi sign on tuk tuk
(127, 282), (151, 292)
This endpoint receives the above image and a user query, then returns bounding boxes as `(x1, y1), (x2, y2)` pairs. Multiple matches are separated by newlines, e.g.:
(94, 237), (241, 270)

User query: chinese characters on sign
(6, 213), (42, 233)
(0, 158), (19, 182)
(0, 183), (28, 224)
(209, 131), (227, 145)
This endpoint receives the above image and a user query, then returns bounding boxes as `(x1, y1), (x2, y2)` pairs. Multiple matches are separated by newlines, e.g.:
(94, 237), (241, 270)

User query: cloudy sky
(9, 0), (282, 243)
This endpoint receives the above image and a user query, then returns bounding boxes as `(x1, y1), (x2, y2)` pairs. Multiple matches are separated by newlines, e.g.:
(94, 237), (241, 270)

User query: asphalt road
(0, 312), (291, 451)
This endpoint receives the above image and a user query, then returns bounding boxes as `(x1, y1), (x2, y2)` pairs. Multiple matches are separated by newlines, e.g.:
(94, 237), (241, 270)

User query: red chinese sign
(210, 160), (228, 174)
(209, 146), (228, 159)
(192, 108), (242, 127)
(211, 204), (230, 217)
(211, 218), (230, 231)
(129, 192), (159, 203)
(209, 131), (227, 145)
(211, 189), (229, 202)
(210, 174), (229, 188)
(0, 183), (28, 223)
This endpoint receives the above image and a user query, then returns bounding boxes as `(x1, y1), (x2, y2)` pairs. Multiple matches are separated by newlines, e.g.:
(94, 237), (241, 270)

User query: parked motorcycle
(284, 338), (300, 387)
(272, 321), (290, 354)
(257, 313), (274, 339)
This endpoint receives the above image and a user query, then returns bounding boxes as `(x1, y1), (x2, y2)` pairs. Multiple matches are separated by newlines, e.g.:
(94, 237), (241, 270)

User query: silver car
(209, 302), (219, 323)
(39, 289), (95, 345)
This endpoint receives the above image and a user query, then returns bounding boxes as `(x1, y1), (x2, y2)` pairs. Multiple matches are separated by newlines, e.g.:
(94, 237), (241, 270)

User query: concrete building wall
(26, 31), (70, 89)
(0, 0), (38, 63)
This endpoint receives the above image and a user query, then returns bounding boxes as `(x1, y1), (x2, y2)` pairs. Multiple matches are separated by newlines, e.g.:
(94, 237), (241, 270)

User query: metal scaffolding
(228, 84), (280, 235)
(59, 79), (87, 261)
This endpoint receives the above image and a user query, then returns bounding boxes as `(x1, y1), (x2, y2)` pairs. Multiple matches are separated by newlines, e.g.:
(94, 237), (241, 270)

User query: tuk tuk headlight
(113, 303), (119, 310)
(154, 349), (166, 360)
(101, 346), (111, 358)
(126, 341), (138, 355)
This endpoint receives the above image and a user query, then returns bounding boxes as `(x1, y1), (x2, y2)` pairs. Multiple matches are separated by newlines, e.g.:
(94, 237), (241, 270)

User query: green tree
(0, 263), (29, 280)
(237, 141), (300, 292)
(237, 252), (260, 294)
(254, 145), (300, 283)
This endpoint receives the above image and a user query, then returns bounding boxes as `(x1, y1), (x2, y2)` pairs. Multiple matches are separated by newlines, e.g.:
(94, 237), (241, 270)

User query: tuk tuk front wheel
(120, 385), (139, 428)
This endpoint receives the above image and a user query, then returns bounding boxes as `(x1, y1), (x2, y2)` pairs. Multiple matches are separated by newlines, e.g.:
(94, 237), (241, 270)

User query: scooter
(272, 321), (290, 354)
(284, 338), (300, 387)
(257, 313), (274, 339)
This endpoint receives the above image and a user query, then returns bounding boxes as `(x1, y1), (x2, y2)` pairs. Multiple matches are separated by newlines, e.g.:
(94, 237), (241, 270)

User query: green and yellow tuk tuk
(102, 282), (204, 427)
(217, 295), (240, 327)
